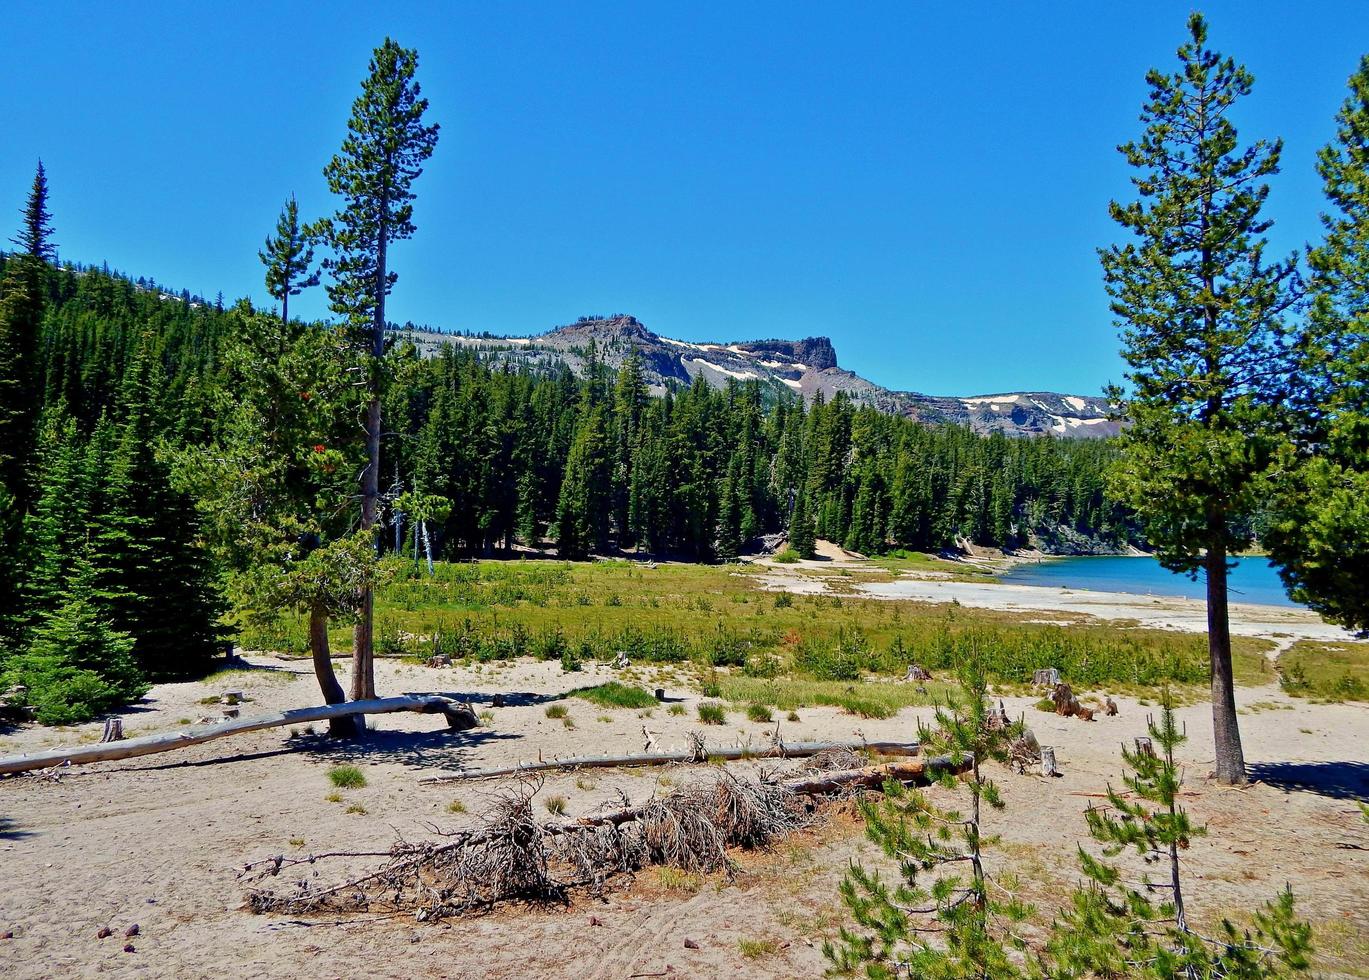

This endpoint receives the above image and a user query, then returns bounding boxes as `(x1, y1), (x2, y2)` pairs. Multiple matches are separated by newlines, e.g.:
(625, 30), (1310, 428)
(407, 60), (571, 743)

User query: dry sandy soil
(2, 568), (1367, 978)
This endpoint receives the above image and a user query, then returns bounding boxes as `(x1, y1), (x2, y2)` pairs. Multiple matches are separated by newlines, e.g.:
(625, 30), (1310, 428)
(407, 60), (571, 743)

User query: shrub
(560, 646), (583, 672)
(697, 702), (727, 725)
(771, 548), (801, 564)
(746, 703), (774, 723)
(328, 765), (366, 789)
(667, 703), (687, 716)
(773, 592), (793, 608)
(544, 704), (568, 719)
(545, 794), (567, 815)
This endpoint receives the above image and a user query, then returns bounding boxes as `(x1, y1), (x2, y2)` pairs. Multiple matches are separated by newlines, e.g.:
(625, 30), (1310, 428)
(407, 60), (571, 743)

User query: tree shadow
(0, 816), (34, 841)
(304, 726), (522, 770)
(1248, 761), (1369, 801)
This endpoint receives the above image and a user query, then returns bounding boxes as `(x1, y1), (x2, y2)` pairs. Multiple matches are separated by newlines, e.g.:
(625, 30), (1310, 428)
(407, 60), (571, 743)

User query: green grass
(738, 936), (782, 959)
(570, 681), (658, 709)
(447, 800), (467, 814)
(544, 704), (568, 719)
(1280, 641), (1369, 701)
(238, 557), (1280, 692)
(745, 702), (774, 723)
(697, 702), (727, 725)
(771, 548), (801, 564)
(667, 703), (687, 716)
(545, 794), (567, 815)
(718, 675), (949, 719)
(327, 765), (366, 789)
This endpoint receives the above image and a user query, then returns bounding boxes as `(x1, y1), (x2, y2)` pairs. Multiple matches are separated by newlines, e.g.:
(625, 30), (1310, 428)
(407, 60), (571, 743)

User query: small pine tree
(826, 655), (1032, 977)
(259, 195), (319, 325)
(1044, 693), (1312, 978)
(5, 556), (146, 725)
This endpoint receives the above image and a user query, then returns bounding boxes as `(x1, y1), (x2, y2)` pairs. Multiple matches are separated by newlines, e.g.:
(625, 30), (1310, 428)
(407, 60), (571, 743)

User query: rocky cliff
(399, 315), (1119, 439)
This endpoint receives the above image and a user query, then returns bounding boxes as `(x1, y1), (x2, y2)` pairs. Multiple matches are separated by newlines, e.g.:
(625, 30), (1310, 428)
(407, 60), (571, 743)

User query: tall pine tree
(317, 39), (439, 700)
(1101, 14), (1296, 783)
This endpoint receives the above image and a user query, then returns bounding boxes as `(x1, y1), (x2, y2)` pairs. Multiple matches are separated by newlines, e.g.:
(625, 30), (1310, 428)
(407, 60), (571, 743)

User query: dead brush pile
(244, 771), (811, 921)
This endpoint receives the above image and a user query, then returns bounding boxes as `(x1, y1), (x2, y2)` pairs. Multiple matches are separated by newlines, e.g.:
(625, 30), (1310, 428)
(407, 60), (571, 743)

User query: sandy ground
(1, 650), (1366, 979)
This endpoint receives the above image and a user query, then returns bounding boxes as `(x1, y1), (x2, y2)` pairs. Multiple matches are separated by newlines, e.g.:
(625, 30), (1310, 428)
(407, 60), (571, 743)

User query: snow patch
(689, 358), (758, 381)
(1065, 396), (1087, 411)
(963, 394), (1022, 405)
(661, 337), (707, 350)
(779, 377), (803, 389)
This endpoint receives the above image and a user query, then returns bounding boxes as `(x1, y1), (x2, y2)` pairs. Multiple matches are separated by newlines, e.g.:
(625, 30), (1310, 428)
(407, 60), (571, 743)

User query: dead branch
(0, 695), (479, 776)
(417, 739), (921, 785)
(245, 755), (965, 921)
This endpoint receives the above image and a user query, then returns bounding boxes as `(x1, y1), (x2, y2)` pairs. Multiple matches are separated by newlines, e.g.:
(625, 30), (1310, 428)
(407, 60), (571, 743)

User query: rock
(589, 915), (604, 927)
(96, 926), (112, 939)
(683, 938), (699, 949)
(124, 924), (139, 938)
(123, 943), (135, 953)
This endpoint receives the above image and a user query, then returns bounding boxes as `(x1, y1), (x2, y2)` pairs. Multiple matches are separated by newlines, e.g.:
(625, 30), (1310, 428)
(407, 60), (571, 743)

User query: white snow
(688, 358), (758, 381)
(963, 394), (1022, 405)
(661, 337), (707, 350)
(1065, 396), (1087, 411)
(779, 377), (803, 389)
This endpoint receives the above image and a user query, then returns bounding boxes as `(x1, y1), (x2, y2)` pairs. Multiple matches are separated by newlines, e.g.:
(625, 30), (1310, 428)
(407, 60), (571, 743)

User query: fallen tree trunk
(0, 696), (478, 776)
(418, 739), (922, 785)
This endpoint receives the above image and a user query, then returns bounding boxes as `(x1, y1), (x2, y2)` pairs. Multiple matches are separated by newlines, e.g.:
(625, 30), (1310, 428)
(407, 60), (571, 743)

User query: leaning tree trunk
(1206, 530), (1246, 784)
(351, 206), (388, 702)
(311, 603), (357, 738)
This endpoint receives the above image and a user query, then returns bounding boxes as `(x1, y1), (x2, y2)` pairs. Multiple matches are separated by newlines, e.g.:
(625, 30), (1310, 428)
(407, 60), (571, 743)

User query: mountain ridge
(399, 314), (1120, 439)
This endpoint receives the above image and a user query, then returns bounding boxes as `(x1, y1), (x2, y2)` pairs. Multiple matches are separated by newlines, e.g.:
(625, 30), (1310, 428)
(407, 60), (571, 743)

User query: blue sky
(3, 2), (1366, 395)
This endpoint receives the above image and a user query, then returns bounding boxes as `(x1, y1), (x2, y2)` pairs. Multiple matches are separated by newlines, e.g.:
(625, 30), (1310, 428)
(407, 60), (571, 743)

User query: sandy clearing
(0, 654), (1365, 979)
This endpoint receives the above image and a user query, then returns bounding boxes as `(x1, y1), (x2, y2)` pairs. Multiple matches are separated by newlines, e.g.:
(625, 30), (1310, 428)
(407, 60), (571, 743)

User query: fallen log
(0, 695), (478, 776)
(418, 739), (922, 785)
(778, 754), (961, 796)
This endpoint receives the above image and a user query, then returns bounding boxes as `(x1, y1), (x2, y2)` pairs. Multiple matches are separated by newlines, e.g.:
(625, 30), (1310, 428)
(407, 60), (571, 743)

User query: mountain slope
(400, 315), (1119, 439)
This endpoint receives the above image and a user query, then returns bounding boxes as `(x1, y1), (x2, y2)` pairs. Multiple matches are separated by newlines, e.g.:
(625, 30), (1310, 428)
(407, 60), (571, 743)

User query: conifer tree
(554, 408), (611, 560)
(317, 38), (439, 700)
(0, 161), (53, 508)
(826, 656), (1031, 977)
(1265, 56), (1369, 636)
(1044, 694), (1312, 977)
(3, 554), (146, 725)
(260, 195), (319, 325)
(1101, 14), (1296, 782)
(788, 486), (816, 559)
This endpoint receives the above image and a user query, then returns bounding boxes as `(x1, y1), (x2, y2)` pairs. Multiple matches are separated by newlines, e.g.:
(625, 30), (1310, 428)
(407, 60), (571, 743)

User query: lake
(999, 555), (1298, 608)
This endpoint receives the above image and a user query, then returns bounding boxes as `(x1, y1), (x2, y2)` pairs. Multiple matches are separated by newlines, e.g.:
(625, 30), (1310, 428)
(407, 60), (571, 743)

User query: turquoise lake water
(999, 555), (1298, 608)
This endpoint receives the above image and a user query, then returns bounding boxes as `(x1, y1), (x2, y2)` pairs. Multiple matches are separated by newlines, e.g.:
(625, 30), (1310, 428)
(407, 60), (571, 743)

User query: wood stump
(1033, 668), (1061, 687)
(100, 718), (125, 743)
(654, 688), (666, 702)
(426, 655), (452, 668)
(1041, 746), (1060, 777)
(221, 691), (243, 706)
(1134, 736), (1156, 758)
(904, 664), (932, 682)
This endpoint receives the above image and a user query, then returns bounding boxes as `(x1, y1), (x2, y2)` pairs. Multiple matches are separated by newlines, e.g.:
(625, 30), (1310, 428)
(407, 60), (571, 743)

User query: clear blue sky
(3, 2), (1366, 396)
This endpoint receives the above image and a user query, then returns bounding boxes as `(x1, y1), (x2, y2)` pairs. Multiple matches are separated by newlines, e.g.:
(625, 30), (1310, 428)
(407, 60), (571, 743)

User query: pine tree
(1044, 693), (1312, 978)
(260, 195), (319, 325)
(1101, 14), (1296, 783)
(554, 408), (611, 560)
(3, 554), (146, 726)
(1265, 56), (1369, 637)
(0, 161), (53, 508)
(789, 487), (816, 559)
(317, 38), (439, 700)
(826, 655), (1031, 977)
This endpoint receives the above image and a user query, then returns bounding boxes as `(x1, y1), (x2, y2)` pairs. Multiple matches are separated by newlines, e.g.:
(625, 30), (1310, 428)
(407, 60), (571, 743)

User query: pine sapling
(1045, 691), (1312, 978)
(826, 655), (1032, 978)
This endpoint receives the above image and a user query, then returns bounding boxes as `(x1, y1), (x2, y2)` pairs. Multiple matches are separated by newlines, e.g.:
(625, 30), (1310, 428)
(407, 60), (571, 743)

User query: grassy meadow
(237, 557), (1280, 706)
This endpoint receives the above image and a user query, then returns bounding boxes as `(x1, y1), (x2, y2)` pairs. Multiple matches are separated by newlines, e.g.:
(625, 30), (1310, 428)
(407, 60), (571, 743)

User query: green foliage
(327, 765), (367, 789)
(771, 548), (801, 565)
(259, 195), (319, 325)
(544, 704), (568, 719)
(3, 559), (146, 725)
(1265, 56), (1369, 638)
(570, 682), (657, 709)
(696, 701), (726, 725)
(1044, 692), (1312, 977)
(745, 702), (773, 722)
(826, 654), (1031, 977)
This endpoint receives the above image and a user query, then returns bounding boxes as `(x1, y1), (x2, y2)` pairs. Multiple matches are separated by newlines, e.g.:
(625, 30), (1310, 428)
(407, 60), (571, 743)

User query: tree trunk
(310, 603), (357, 738)
(0, 695), (477, 775)
(1206, 534), (1246, 784)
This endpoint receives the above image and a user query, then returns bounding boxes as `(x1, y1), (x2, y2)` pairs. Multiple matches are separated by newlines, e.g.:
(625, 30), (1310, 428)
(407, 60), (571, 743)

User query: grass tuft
(328, 765), (366, 789)
(571, 682), (658, 710)
(697, 701), (727, 725)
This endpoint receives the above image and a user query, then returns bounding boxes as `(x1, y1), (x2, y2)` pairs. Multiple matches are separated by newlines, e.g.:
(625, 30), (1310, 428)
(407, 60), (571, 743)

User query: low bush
(572, 682), (657, 710)
(328, 765), (366, 789)
(697, 701), (727, 725)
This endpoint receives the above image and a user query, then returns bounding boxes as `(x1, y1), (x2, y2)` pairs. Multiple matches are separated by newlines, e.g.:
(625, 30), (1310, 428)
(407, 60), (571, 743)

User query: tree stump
(1134, 736), (1156, 758)
(904, 664), (932, 682)
(100, 718), (125, 743)
(221, 691), (243, 706)
(426, 655), (451, 669)
(1033, 668), (1062, 687)
(1041, 746), (1060, 777)
(612, 652), (630, 669)
(1104, 697), (1118, 716)
(491, 694), (506, 708)
(986, 700), (1009, 731)
(441, 703), (479, 732)
(654, 688), (666, 701)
